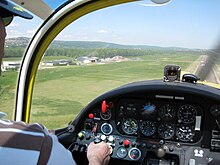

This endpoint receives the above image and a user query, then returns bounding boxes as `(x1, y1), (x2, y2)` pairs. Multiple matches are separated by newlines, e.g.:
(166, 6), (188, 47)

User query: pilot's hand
(87, 141), (111, 165)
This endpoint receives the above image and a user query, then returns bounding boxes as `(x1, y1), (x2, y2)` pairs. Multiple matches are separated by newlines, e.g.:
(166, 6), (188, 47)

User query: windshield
(1, 0), (220, 129)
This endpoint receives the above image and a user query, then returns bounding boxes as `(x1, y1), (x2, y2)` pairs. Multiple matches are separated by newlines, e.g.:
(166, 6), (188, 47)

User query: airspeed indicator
(178, 105), (196, 123)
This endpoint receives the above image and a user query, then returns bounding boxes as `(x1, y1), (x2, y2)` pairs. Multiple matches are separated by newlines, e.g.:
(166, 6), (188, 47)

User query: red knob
(124, 139), (130, 146)
(88, 113), (94, 119)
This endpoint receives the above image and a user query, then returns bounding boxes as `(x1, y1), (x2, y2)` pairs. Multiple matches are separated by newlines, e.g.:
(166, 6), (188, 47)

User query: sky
(5, 0), (220, 49)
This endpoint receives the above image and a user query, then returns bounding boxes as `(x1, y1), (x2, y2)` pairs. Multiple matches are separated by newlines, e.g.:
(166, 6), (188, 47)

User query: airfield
(1, 53), (220, 129)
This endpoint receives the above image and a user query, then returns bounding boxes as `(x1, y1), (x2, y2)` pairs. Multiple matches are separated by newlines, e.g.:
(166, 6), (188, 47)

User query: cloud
(58, 34), (74, 40)
(7, 29), (19, 33)
(5, 29), (22, 38)
(10, 23), (20, 27)
(97, 29), (108, 33)
(27, 29), (37, 34)
(56, 32), (89, 41)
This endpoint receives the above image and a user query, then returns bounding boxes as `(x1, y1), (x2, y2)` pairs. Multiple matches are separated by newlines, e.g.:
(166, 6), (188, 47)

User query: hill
(5, 37), (198, 51)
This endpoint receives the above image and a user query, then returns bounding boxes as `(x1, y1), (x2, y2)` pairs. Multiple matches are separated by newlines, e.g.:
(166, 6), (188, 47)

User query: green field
(0, 54), (200, 129)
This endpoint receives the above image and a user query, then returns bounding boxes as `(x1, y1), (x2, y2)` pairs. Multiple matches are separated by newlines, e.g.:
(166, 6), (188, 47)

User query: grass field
(0, 54), (200, 129)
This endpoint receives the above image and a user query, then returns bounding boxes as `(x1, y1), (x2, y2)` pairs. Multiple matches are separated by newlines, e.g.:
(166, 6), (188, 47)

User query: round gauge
(178, 105), (196, 123)
(140, 121), (156, 137)
(128, 148), (141, 160)
(121, 118), (138, 135)
(176, 125), (195, 142)
(101, 123), (113, 135)
(210, 105), (220, 119)
(159, 104), (175, 120)
(116, 147), (128, 159)
(158, 123), (175, 139)
(100, 109), (112, 120)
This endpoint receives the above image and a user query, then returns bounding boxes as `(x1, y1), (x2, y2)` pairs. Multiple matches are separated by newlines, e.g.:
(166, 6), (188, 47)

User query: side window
(0, 17), (42, 120)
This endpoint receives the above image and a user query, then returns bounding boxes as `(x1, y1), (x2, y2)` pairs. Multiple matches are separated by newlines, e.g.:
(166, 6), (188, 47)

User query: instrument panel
(116, 98), (203, 143)
(63, 80), (220, 165)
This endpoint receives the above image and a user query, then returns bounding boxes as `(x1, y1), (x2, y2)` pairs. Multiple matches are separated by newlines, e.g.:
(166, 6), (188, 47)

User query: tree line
(4, 47), (204, 59)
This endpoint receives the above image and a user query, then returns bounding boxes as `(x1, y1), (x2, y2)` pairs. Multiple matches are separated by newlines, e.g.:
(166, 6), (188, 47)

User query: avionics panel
(116, 98), (203, 143)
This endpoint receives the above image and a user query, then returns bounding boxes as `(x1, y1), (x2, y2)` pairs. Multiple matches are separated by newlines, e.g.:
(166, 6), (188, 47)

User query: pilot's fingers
(87, 141), (112, 165)
(102, 155), (110, 165)
(87, 141), (111, 157)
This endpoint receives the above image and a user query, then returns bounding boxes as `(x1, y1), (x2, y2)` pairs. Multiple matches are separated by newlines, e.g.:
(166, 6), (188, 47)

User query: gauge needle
(168, 113), (172, 117)
(179, 128), (185, 132)
(124, 123), (130, 127)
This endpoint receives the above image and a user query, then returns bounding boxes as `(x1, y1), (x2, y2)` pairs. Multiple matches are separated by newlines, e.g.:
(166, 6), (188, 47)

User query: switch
(78, 132), (84, 140)
(101, 135), (107, 141)
(108, 135), (114, 143)
(132, 141), (137, 147)
(93, 123), (98, 133)
(94, 138), (101, 144)
(85, 134), (91, 140)
(124, 139), (130, 147)
(119, 139), (123, 145)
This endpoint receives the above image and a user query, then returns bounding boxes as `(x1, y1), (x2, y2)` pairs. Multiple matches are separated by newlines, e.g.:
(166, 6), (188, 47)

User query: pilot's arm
(47, 134), (76, 165)
(0, 119), (76, 165)
(0, 117), (112, 165)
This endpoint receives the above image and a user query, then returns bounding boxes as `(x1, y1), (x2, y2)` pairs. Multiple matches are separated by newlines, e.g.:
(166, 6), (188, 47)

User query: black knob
(136, 142), (141, 147)
(119, 139), (123, 145)
(85, 134), (91, 140)
(169, 145), (174, 152)
(142, 143), (147, 148)
(94, 138), (101, 144)
(152, 144), (157, 149)
(132, 141), (137, 147)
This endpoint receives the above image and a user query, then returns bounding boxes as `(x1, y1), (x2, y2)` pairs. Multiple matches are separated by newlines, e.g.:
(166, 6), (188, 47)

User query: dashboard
(57, 80), (220, 165)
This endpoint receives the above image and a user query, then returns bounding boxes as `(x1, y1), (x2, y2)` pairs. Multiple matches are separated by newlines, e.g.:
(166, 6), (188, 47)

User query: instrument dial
(116, 147), (128, 159)
(210, 105), (220, 119)
(101, 123), (113, 135)
(122, 118), (138, 135)
(140, 121), (156, 137)
(178, 105), (196, 123)
(159, 104), (175, 120)
(158, 123), (175, 139)
(128, 148), (141, 161)
(100, 109), (112, 120)
(176, 125), (195, 142)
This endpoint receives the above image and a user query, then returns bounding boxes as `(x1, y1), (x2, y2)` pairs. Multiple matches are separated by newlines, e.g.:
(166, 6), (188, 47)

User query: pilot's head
(0, 0), (33, 76)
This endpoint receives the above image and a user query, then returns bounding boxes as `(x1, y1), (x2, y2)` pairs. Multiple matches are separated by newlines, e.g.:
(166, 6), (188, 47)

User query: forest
(4, 38), (205, 60)
(4, 47), (204, 59)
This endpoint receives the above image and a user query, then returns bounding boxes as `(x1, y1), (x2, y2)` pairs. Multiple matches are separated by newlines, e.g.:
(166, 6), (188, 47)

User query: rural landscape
(0, 37), (212, 129)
